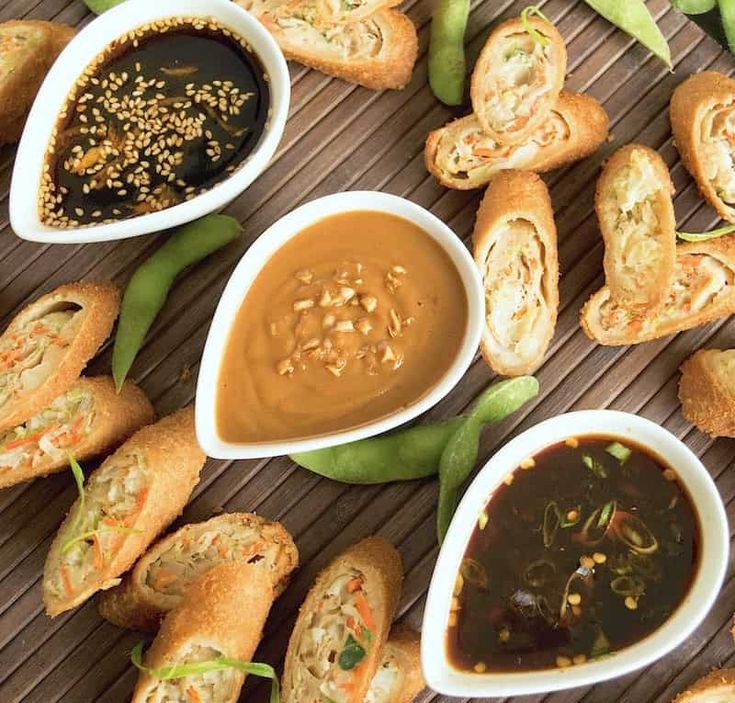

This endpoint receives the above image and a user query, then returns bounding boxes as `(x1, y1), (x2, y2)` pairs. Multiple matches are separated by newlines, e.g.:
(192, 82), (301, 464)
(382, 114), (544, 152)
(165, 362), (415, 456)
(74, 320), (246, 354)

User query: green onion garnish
(131, 643), (280, 703)
(61, 526), (142, 554)
(520, 5), (552, 46)
(605, 442), (632, 464)
(582, 454), (608, 478)
(677, 223), (735, 242)
(63, 455), (87, 551)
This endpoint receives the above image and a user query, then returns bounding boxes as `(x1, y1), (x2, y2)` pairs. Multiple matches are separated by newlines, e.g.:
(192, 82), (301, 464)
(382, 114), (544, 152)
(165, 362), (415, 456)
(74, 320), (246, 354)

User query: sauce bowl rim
(195, 190), (485, 459)
(9, 0), (290, 243)
(421, 409), (729, 697)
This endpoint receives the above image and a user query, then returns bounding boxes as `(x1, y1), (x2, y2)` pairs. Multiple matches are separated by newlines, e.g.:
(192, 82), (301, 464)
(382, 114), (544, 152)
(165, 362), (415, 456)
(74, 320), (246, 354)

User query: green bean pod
(112, 214), (242, 392)
(428, 0), (470, 106)
(290, 418), (465, 484)
(720, 0), (735, 53)
(671, 0), (716, 13)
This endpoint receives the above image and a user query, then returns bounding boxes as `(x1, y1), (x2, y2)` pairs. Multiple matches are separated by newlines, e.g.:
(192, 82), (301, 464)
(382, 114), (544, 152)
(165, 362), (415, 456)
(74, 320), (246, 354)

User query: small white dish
(422, 410), (729, 697)
(9, 0), (289, 244)
(196, 190), (484, 460)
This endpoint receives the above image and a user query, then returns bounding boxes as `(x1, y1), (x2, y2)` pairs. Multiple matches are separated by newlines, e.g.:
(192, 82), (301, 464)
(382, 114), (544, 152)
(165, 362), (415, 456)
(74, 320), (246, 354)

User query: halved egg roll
(671, 71), (735, 224)
(425, 92), (608, 190)
(99, 511), (299, 632)
(282, 536), (403, 703)
(0, 376), (153, 490)
(42, 406), (205, 617)
(470, 16), (567, 145)
(365, 627), (424, 703)
(673, 669), (735, 703)
(580, 238), (735, 346)
(0, 282), (120, 433)
(596, 144), (676, 309)
(131, 562), (274, 703)
(679, 348), (735, 439)
(473, 170), (559, 376)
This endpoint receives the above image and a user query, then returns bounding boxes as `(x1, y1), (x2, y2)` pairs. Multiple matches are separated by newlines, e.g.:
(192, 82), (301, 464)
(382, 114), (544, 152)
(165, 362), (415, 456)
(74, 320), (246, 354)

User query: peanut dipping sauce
(216, 210), (469, 442)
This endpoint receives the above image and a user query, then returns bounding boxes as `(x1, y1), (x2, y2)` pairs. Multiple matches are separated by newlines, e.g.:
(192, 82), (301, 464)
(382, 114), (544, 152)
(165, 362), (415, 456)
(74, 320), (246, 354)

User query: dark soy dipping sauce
(447, 436), (699, 673)
(40, 17), (269, 227)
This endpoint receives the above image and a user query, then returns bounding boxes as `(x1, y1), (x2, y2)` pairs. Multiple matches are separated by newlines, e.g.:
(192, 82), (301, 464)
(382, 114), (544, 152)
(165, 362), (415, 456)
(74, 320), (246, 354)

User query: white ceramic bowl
(9, 0), (289, 243)
(422, 410), (729, 697)
(196, 190), (484, 459)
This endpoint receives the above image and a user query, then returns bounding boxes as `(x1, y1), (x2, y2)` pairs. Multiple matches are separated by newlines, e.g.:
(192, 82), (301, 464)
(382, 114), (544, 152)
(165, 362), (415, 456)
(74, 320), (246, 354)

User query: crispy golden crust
(0, 20), (75, 144)
(0, 282), (120, 433)
(673, 668), (735, 702)
(425, 91), (608, 190)
(43, 406), (205, 616)
(0, 376), (154, 490)
(131, 563), (274, 703)
(679, 349), (735, 439)
(374, 626), (424, 703)
(256, 7), (417, 90)
(470, 17), (567, 145)
(99, 511), (298, 632)
(282, 536), (403, 703)
(580, 238), (735, 346)
(595, 144), (676, 309)
(671, 71), (735, 224)
(473, 170), (559, 376)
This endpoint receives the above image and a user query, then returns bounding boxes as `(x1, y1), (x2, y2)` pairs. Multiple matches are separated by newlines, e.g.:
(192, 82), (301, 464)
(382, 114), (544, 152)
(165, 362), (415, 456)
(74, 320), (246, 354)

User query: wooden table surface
(0, 0), (733, 701)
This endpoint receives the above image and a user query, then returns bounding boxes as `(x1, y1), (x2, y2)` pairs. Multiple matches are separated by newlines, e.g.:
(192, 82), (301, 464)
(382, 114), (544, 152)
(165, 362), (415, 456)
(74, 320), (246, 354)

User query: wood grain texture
(0, 0), (732, 701)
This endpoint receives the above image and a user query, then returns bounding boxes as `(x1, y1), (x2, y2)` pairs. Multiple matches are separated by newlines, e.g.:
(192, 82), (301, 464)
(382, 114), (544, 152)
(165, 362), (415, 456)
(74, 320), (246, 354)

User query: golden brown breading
(243, 1), (418, 90)
(425, 92), (608, 190)
(365, 626), (424, 703)
(595, 144), (676, 309)
(470, 16), (567, 145)
(0, 20), (75, 144)
(131, 562), (274, 703)
(672, 668), (735, 702)
(671, 71), (735, 224)
(43, 406), (205, 616)
(580, 238), (735, 346)
(282, 536), (403, 703)
(473, 170), (559, 376)
(0, 282), (120, 433)
(679, 349), (735, 439)
(0, 376), (154, 490)
(99, 511), (298, 632)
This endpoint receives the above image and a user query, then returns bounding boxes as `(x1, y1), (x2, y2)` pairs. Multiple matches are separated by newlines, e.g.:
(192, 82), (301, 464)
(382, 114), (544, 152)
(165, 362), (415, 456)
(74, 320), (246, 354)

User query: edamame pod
(720, 0), (735, 53)
(583, 0), (672, 69)
(84, 0), (126, 13)
(112, 214), (242, 391)
(428, 0), (470, 106)
(671, 0), (716, 13)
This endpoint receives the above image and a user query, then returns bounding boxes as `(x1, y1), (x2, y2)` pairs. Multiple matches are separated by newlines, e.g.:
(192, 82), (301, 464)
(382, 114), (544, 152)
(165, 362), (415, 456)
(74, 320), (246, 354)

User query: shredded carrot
(217, 545), (228, 559)
(346, 616), (361, 637)
(346, 577), (362, 593)
(60, 565), (74, 598)
(186, 686), (202, 703)
(242, 540), (265, 559)
(354, 593), (375, 632)
(92, 534), (104, 570)
(133, 486), (150, 514)
(153, 568), (178, 589)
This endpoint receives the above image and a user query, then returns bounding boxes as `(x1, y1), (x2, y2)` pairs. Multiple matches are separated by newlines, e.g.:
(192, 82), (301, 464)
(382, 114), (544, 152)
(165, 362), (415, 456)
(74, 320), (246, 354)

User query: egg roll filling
(606, 150), (668, 292)
(144, 524), (286, 598)
(264, 6), (384, 60)
(701, 103), (735, 206)
(364, 651), (400, 703)
(598, 253), (734, 334)
(46, 452), (149, 601)
(713, 350), (735, 395)
(434, 110), (569, 183)
(317, 0), (385, 20)
(291, 569), (375, 702)
(0, 306), (82, 409)
(480, 32), (556, 136)
(0, 385), (93, 473)
(481, 219), (551, 358)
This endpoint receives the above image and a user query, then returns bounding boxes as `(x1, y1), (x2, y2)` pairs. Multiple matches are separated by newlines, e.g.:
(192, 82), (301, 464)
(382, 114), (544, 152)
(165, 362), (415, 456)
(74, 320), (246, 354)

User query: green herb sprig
(520, 5), (552, 46)
(677, 223), (735, 242)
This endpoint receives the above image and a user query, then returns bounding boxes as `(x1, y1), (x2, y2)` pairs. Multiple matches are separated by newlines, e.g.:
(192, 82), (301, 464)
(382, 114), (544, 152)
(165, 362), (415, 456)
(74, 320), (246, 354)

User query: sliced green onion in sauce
(605, 442), (632, 464)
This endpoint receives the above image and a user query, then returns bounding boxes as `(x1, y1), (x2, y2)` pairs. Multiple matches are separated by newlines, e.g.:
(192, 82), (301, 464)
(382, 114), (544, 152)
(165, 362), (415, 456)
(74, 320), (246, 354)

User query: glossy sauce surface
(217, 211), (468, 442)
(447, 436), (699, 672)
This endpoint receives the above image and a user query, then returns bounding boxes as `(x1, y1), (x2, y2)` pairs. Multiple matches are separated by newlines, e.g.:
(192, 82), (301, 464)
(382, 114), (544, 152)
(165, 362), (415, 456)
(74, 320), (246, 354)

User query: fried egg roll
(365, 627), (424, 703)
(131, 562), (274, 703)
(473, 170), (559, 376)
(671, 71), (735, 224)
(0, 376), (153, 490)
(282, 536), (403, 703)
(0, 282), (120, 433)
(679, 348), (735, 439)
(596, 144), (676, 309)
(581, 238), (735, 346)
(43, 406), (205, 616)
(425, 92), (608, 190)
(470, 16), (567, 145)
(100, 511), (298, 631)
(672, 668), (735, 703)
